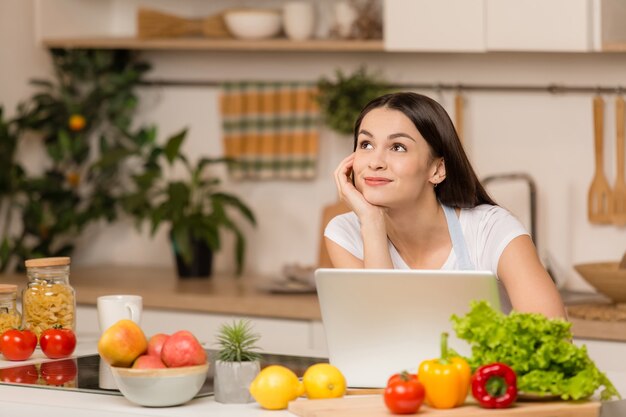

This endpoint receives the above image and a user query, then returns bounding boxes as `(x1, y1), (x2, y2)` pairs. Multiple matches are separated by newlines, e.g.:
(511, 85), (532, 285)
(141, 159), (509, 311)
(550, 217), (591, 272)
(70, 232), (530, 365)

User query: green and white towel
(220, 82), (320, 180)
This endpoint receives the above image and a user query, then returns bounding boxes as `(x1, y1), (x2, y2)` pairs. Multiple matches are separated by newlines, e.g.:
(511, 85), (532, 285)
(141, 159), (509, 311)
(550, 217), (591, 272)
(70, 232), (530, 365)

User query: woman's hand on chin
(334, 154), (383, 221)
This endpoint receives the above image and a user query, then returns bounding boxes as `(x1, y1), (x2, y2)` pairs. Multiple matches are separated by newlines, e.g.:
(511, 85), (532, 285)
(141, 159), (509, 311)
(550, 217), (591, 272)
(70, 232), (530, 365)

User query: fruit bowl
(574, 261), (626, 303)
(224, 9), (282, 40)
(110, 363), (209, 407)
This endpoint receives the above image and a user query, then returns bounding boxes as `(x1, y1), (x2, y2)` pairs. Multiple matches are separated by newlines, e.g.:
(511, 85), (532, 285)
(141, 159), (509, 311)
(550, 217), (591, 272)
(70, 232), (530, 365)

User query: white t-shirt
(324, 204), (529, 277)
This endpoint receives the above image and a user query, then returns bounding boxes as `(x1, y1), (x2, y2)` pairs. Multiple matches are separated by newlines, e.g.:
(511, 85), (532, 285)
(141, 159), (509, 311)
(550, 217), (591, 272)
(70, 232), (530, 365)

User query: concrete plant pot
(214, 359), (260, 403)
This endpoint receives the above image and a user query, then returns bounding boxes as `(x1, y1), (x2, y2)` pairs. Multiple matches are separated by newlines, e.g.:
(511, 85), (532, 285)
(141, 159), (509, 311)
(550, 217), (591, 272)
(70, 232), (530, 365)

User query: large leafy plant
(0, 49), (151, 271)
(122, 129), (256, 275)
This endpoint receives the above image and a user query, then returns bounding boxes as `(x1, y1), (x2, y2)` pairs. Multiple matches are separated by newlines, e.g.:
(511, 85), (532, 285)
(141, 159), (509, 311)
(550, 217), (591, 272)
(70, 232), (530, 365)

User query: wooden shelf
(42, 37), (384, 52)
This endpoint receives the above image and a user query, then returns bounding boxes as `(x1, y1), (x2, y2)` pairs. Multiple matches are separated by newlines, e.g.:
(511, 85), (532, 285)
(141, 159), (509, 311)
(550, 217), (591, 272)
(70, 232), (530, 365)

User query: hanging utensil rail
(139, 79), (626, 95)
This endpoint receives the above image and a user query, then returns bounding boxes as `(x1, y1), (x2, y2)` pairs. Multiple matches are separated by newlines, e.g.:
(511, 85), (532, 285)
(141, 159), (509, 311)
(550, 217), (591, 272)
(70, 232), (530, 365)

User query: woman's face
(353, 107), (440, 208)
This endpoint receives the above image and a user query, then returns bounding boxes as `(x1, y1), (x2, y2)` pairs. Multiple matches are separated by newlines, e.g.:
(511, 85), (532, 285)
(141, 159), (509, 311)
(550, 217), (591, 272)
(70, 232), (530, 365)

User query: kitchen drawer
(486, 0), (593, 52)
(384, 0), (486, 52)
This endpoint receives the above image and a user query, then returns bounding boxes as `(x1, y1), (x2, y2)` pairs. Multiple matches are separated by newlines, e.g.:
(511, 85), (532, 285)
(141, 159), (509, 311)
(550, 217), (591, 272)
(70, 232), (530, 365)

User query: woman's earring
(433, 182), (438, 188)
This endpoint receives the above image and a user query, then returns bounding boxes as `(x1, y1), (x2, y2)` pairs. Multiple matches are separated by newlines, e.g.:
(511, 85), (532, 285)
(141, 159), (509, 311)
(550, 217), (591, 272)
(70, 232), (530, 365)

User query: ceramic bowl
(110, 363), (209, 407)
(574, 261), (626, 303)
(224, 9), (282, 40)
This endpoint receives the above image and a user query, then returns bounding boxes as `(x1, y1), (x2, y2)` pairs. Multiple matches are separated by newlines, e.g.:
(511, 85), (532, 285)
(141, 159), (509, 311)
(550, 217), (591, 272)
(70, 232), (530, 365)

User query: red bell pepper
(471, 362), (517, 409)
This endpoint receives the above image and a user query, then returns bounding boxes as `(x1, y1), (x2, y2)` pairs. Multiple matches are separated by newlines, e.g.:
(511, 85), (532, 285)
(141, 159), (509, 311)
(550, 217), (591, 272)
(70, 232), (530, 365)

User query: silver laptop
(315, 268), (501, 388)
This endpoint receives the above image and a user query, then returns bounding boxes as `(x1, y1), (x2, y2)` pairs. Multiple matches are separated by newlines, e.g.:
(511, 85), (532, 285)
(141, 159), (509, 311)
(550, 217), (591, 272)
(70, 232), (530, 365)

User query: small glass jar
(0, 284), (21, 334)
(23, 257), (76, 337)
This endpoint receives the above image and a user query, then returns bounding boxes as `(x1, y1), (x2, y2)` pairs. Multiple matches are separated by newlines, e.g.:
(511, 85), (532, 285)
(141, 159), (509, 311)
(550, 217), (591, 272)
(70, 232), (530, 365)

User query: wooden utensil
(613, 96), (626, 225)
(620, 251), (626, 269)
(137, 8), (230, 39)
(454, 92), (464, 144)
(588, 96), (614, 224)
(288, 396), (600, 417)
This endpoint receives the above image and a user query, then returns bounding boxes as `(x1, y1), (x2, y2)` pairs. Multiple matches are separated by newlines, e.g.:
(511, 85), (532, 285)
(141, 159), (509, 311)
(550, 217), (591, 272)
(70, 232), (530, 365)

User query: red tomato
(387, 371), (418, 386)
(40, 327), (76, 359)
(40, 359), (78, 386)
(384, 373), (426, 414)
(0, 329), (37, 361)
(0, 364), (39, 384)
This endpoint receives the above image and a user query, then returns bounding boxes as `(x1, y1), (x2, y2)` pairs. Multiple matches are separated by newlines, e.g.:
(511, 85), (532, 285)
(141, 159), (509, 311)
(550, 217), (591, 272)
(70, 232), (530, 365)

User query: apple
(97, 319), (148, 367)
(132, 354), (166, 369)
(161, 330), (206, 367)
(147, 333), (170, 357)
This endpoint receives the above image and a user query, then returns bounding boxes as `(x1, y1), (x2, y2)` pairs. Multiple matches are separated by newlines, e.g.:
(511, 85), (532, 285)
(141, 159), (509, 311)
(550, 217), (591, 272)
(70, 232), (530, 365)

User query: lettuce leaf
(450, 301), (620, 401)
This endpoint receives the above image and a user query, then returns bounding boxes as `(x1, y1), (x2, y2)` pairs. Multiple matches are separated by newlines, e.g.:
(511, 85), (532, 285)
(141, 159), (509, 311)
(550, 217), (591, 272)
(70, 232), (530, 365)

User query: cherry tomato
(384, 372), (426, 414)
(40, 327), (76, 359)
(0, 364), (39, 384)
(40, 358), (78, 386)
(0, 329), (37, 361)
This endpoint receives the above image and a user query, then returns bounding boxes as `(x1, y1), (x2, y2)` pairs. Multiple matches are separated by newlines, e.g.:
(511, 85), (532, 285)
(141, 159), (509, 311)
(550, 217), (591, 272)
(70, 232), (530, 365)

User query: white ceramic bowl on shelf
(224, 9), (282, 40)
(110, 363), (209, 407)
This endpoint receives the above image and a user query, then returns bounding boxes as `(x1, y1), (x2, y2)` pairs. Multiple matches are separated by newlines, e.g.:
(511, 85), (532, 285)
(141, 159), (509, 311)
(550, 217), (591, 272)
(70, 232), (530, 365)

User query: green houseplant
(214, 320), (262, 403)
(0, 49), (151, 272)
(122, 129), (256, 278)
(317, 66), (390, 135)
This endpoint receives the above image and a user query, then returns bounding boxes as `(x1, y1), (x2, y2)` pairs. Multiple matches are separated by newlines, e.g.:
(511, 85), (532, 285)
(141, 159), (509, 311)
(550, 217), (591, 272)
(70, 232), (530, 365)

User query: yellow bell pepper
(418, 332), (470, 409)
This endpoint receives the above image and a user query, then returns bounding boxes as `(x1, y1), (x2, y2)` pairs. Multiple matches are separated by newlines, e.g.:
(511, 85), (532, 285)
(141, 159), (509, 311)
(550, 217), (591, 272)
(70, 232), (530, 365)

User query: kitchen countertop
(0, 337), (291, 417)
(1, 266), (321, 321)
(1, 339), (626, 417)
(1, 265), (625, 342)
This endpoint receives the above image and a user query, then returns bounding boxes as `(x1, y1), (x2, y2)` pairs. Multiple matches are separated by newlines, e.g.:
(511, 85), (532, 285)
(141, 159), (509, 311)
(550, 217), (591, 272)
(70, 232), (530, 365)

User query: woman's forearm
(361, 212), (394, 269)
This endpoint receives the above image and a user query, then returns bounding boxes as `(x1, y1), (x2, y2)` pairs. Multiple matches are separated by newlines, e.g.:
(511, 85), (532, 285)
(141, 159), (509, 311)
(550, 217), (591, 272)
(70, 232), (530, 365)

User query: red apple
(132, 354), (167, 369)
(147, 333), (170, 357)
(161, 330), (206, 368)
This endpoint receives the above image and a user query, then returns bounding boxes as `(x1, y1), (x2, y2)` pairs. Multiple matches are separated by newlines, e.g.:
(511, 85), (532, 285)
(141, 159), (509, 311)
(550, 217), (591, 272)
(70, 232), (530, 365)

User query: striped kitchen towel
(220, 82), (320, 180)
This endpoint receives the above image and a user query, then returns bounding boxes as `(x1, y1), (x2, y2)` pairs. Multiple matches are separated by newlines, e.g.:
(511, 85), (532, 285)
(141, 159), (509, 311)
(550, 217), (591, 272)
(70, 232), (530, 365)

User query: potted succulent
(213, 320), (262, 404)
(122, 128), (256, 278)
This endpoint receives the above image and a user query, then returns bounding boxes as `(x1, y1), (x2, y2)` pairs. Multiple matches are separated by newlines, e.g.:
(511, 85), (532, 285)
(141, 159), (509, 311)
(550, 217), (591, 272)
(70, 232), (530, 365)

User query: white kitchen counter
(0, 337), (290, 417)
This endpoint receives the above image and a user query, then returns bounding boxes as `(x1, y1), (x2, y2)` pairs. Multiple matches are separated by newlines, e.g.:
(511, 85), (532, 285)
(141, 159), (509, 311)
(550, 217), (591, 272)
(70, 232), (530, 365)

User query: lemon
(249, 365), (304, 410)
(302, 363), (347, 399)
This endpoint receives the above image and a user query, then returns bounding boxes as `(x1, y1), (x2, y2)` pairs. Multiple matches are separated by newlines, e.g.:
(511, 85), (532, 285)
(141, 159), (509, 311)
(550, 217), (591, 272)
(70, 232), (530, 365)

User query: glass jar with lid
(23, 257), (76, 337)
(0, 284), (21, 335)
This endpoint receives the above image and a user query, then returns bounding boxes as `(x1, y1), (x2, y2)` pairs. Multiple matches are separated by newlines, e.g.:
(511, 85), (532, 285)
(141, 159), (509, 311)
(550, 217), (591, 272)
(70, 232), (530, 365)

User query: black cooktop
(0, 349), (325, 397)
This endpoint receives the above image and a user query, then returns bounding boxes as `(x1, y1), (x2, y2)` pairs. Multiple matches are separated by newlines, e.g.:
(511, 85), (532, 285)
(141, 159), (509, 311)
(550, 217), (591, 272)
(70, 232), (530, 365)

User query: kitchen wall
(2, 1), (625, 291)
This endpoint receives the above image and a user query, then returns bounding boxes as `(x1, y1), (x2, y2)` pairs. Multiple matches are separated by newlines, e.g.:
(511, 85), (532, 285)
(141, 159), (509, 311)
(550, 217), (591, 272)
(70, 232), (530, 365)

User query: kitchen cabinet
(384, 0), (626, 53)
(383, 0), (486, 52)
(76, 305), (328, 358)
(574, 338), (626, 396)
(486, 0), (593, 52)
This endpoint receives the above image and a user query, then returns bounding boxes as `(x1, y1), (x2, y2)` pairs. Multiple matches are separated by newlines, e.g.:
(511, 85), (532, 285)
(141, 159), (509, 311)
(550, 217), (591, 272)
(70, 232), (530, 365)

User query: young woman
(325, 92), (565, 318)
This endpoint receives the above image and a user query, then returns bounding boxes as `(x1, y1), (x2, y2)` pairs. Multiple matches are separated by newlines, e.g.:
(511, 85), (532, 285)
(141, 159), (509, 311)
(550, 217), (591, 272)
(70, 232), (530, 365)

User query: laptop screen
(315, 268), (500, 388)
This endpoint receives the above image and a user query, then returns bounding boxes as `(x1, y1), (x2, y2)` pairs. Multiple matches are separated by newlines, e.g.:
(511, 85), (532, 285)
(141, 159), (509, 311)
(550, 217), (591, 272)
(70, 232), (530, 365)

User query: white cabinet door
(486, 0), (593, 52)
(384, 0), (486, 52)
(77, 305), (328, 358)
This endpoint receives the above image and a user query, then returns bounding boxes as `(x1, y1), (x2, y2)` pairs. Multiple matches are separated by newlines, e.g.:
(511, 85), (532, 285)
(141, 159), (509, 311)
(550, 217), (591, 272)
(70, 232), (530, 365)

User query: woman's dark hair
(353, 92), (495, 208)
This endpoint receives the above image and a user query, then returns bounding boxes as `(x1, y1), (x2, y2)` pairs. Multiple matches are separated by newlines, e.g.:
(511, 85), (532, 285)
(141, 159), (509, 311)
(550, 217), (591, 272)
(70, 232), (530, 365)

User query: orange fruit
(68, 114), (86, 131)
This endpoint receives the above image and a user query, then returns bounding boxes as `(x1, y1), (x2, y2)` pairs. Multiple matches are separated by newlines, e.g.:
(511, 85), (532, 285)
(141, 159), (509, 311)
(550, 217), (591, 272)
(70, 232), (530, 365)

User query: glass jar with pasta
(0, 284), (21, 335)
(23, 257), (76, 337)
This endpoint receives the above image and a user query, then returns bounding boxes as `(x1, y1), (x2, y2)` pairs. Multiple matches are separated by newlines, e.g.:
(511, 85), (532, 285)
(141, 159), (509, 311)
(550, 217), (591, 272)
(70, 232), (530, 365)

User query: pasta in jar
(23, 257), (76, 337)
(23, 282), (75, 336)
(0, 284), (21, 334)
